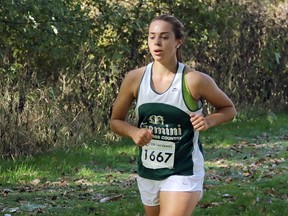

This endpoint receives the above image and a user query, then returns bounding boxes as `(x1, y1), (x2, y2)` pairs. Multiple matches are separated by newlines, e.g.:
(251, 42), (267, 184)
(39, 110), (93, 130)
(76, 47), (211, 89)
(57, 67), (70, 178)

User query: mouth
(153, 49), (162, 55)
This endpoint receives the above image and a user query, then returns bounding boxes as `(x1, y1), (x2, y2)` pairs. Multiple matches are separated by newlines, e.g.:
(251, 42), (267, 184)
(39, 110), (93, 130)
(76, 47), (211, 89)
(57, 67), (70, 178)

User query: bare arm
(110, 68), (153, 146)
(187, 70), (237, 131)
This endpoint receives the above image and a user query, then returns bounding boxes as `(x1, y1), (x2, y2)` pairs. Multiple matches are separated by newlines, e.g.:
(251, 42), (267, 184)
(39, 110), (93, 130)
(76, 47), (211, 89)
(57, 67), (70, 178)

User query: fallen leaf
(204, 184), (216, 190)
(30, 179), (41, 185)
(3, 189), (13, 196)
(265, 188), (276, 196)
(99, 194), (123, 203)
(225, 176), (232, 183)
(243, 172), (251, 177)
(199, 202), (221, 209)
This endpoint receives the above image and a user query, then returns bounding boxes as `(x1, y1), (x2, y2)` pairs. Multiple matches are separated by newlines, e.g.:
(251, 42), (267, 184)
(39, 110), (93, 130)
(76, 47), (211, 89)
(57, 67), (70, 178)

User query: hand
(190, 114), (209, 131)
(132, 128), (153, 147)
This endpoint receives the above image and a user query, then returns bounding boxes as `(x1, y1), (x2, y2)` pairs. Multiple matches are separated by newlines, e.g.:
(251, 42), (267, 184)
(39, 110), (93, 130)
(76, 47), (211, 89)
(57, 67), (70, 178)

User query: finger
(140, 131), (153, 145)
(135, 139), (149, 147)
(193, 122), (203, 130)
(191, 117), (202, 125)
(190, 114), (197, 121)
(191, 117), (203, 127)
(190, 114), (203, 122)
(146, 129), (153, 140)
(143, 136), (151, 144)
(195, 121), (208, 131)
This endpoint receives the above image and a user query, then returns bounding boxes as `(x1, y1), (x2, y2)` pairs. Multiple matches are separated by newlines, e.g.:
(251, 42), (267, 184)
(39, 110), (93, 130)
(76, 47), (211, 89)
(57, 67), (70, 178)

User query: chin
(153, 56), (164, 62)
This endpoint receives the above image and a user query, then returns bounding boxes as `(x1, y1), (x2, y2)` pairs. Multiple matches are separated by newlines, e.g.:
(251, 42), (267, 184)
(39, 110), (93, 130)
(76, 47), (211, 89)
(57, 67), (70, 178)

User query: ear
(176, 40), (183, 49)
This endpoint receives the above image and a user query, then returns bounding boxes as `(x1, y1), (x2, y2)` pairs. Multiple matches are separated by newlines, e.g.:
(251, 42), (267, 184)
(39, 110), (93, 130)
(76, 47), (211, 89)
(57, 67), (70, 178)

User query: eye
(161, 36), (169, 40)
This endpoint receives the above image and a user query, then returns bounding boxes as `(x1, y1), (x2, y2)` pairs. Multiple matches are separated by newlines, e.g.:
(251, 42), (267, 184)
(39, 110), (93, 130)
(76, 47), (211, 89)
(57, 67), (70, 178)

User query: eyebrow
(149, 32), (170, 35)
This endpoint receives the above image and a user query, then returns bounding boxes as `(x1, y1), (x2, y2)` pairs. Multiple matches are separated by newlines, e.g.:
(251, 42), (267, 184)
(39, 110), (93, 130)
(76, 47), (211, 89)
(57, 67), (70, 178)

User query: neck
(153, 59), (178, 75)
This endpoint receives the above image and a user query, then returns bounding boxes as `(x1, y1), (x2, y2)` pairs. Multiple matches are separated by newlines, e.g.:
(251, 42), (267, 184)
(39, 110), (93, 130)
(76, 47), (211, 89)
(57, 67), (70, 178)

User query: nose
(154, 37), (161, 46)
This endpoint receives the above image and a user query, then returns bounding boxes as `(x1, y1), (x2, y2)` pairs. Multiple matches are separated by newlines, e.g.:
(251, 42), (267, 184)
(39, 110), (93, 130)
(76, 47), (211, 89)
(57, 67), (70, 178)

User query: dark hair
(150, 14), (185, 62)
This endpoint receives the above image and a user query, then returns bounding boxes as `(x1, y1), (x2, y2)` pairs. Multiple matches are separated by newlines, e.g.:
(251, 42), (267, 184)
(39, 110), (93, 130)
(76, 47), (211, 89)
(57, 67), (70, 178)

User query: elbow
(110, 118), (121, 134)
(233, 104), (237, 116)
(230, 105), (237, 120)
(109, 119), (116, 133)
(233, 109), (237, 118)
(109, 106), (117, 133)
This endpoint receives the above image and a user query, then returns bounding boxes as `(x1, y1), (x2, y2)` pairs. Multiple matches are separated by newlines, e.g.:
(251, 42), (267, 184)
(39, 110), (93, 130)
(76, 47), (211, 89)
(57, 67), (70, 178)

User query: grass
(0, 112), (288, 215)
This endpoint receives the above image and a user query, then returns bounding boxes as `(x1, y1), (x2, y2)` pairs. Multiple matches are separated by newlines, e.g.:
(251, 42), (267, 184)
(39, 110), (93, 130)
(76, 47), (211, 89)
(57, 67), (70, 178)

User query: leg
(159, 191), (201, 216)
(137, 176), (161, 216)
(144, 205), (160, 216)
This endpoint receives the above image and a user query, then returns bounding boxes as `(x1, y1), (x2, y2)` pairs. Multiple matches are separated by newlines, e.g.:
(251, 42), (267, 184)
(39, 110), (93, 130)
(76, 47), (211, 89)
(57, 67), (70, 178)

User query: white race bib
(141, 139), (175, 169)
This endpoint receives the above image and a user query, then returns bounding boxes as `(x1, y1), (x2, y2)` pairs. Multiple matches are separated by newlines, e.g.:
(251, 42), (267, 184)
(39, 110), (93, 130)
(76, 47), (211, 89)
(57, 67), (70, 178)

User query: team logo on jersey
(140, 115), (182, 141)
(148, 115), (164, 125)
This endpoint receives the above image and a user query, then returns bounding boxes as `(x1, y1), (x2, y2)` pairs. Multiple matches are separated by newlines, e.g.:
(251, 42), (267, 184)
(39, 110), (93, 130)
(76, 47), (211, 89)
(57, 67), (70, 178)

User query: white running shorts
(137, 175), (204, 206)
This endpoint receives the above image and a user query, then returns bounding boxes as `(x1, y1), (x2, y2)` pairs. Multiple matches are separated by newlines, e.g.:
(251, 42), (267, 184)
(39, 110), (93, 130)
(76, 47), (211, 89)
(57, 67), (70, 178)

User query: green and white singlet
(135, 62), (205, 180)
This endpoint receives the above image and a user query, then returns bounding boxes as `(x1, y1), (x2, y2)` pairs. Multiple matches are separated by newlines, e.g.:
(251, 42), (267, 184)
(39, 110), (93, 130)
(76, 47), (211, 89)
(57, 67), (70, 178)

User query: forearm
(205, 106), (236, 129)
(110, 119), (138, 139)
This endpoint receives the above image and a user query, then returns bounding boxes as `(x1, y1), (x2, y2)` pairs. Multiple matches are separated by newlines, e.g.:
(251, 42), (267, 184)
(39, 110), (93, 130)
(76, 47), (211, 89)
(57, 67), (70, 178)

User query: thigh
(137, 176), (161, 206)
(159, 191), (201, 216)
(144, 205), (160, 216)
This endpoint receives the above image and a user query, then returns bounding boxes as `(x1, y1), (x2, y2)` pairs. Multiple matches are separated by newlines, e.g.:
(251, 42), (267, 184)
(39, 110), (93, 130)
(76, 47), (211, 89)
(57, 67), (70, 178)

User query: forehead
(149, 20), (173, 34)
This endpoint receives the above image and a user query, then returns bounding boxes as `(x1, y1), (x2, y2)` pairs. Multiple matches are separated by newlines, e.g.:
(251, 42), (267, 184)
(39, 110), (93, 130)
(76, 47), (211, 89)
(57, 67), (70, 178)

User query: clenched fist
(132, 128), (153, 147)
(190, 114), (209, 131)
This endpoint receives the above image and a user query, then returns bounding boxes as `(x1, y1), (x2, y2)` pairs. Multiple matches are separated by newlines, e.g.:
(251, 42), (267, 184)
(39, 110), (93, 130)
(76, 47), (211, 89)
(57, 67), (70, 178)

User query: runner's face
(148, 20), (180, 62)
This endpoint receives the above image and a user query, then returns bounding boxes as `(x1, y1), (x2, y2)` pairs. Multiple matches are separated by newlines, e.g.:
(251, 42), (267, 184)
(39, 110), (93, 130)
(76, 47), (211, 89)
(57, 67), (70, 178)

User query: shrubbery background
(0, 0), (287, 156)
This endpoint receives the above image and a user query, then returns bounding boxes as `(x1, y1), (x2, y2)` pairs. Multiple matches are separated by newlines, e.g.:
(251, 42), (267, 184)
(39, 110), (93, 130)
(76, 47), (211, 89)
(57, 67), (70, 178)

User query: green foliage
(0, 0), (91, 80)
(0, 114), (287, 215)
(0, 0), (287, 155)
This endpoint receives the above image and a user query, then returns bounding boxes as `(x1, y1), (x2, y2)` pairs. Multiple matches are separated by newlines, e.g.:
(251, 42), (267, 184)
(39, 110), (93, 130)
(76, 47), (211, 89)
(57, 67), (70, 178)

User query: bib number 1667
(143, 150), (172, 163)
(141, 140), (175, 170)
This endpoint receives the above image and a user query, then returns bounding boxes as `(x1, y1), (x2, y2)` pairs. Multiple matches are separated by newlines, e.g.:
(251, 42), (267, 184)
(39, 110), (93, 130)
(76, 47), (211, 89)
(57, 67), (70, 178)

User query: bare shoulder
(185, 67), (215, 86)
(125, 66), (146, 81)
(184, 66), (219, 100)
(121, 66), (146, 97)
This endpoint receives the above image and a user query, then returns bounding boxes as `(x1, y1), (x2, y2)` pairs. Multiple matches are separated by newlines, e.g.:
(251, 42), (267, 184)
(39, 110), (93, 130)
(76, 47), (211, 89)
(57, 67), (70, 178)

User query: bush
(0, 0), (287, 156)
